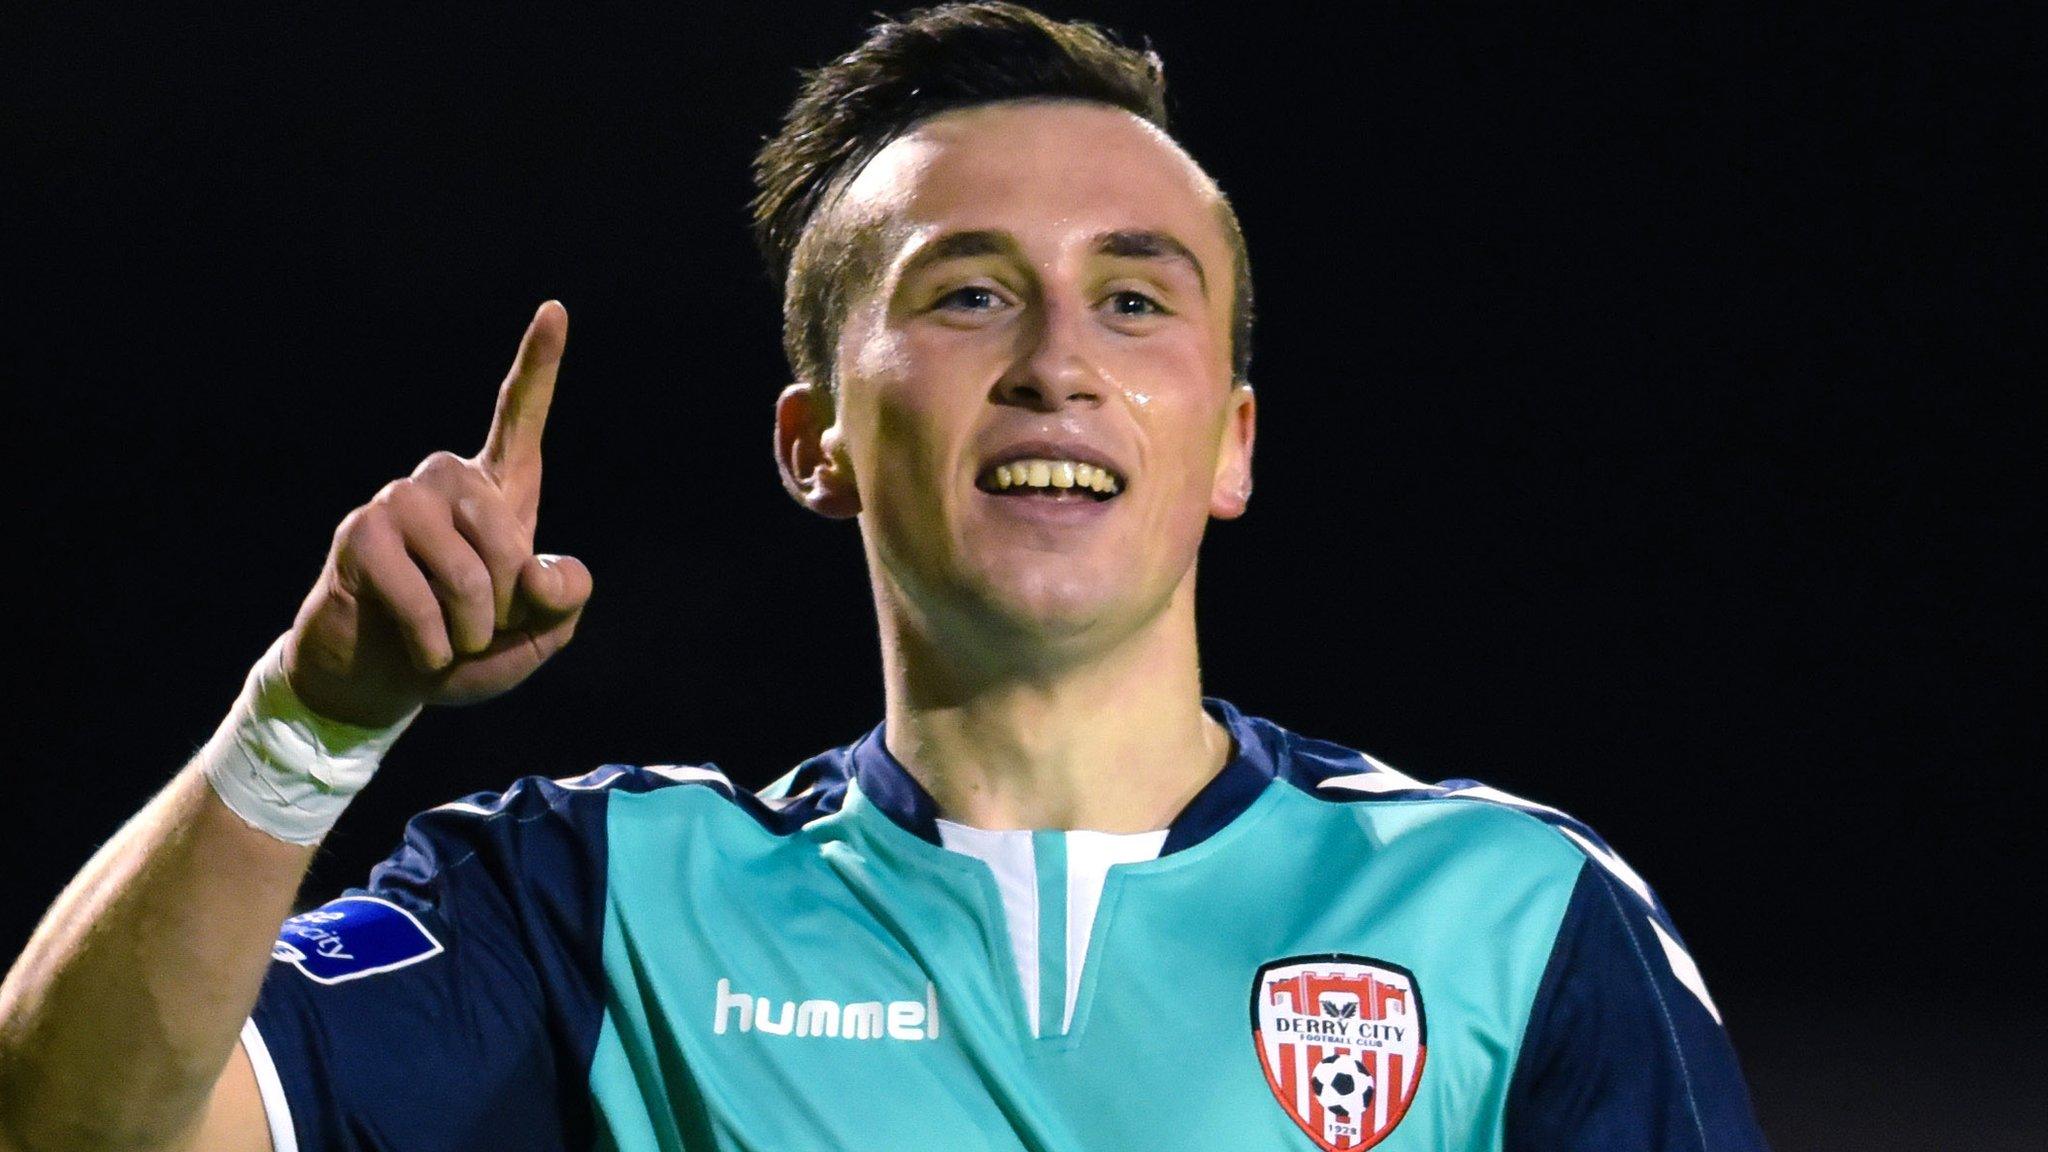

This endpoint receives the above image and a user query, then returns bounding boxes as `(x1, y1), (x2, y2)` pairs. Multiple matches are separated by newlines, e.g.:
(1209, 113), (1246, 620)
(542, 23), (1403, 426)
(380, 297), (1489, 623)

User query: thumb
(517, 553), (594, 617)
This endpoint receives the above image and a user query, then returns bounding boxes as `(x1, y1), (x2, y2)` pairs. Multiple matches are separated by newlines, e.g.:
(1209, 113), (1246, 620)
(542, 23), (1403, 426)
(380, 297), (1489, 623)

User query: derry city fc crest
(1250, 955), (1426, 1150)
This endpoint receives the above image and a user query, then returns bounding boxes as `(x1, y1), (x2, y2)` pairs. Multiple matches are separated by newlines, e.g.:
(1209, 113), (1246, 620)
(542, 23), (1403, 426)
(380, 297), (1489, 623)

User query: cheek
(854, 324), (1013, 486)
(842, 324), (932, 478)
(1139, 392), (1230, 503)
(868, 391), (952, 496)
(848, 364), (978, 551)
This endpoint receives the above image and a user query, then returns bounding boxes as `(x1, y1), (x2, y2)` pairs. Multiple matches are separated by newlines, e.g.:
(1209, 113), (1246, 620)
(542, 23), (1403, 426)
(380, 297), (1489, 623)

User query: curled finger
(386, 483), (498, 657)
(338, 508), (454, 672)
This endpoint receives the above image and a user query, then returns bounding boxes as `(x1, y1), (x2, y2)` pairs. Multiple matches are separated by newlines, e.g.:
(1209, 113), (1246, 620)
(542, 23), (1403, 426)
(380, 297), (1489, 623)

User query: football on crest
(1310, 1052), (1374, 1120)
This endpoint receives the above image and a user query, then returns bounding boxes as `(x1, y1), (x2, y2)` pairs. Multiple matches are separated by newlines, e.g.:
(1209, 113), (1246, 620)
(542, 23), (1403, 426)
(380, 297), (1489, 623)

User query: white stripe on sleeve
(239, 1017), (299, 1152)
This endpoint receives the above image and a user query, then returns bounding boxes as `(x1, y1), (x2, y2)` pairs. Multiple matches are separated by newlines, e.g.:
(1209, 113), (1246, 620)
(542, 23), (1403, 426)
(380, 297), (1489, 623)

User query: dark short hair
(750, 1), (1254, 391)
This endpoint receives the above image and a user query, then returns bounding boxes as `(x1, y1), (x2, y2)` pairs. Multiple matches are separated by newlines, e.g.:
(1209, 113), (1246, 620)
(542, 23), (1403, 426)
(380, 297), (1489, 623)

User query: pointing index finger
(481, 300), (568, 483)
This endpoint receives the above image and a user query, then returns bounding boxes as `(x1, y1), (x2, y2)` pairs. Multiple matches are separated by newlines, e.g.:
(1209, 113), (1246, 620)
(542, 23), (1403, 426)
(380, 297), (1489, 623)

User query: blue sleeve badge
(272, 895), (446, 985)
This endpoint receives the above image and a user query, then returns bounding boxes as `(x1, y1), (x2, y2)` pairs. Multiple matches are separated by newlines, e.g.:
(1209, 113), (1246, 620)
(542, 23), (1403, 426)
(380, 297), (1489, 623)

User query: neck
(877, 579), (1231, 833)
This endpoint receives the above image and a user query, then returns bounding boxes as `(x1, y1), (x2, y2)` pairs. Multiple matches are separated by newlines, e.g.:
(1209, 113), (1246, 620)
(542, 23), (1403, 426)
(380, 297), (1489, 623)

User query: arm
(0, 772), (310, 1152)
(1504, 860), (1771, 1152)
(0, 302), (592, 1152)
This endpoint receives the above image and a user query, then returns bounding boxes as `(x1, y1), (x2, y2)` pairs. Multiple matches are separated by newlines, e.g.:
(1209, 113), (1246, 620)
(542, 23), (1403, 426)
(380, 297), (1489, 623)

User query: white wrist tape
(198, 634), (418, 844)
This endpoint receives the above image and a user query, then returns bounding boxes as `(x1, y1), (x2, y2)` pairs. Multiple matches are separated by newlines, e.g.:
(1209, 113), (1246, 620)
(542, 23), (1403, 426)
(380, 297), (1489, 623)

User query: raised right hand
(281, 301), (595, 727)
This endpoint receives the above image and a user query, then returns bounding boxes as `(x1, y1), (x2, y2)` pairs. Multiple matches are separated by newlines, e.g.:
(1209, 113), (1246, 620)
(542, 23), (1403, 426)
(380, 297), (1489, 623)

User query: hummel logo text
(713, 978), (942, 1041)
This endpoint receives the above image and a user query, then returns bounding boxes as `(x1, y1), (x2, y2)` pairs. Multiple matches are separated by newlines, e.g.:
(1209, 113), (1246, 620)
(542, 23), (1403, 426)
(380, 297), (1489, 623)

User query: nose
(992, 294), (1103, 411)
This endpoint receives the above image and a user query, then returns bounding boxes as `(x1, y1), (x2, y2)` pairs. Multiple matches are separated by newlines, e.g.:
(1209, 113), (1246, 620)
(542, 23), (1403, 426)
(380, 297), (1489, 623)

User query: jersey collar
(847, 697), (1278, 857)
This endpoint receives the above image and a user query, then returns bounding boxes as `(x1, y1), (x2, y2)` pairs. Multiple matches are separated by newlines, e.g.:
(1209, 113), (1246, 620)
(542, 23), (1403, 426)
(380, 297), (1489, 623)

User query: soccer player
(0, 4), (1768, 1150)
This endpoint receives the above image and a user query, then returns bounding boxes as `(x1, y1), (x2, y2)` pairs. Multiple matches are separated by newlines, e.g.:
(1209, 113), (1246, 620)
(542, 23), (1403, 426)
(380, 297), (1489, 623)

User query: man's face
(804, 99), (1253, 658)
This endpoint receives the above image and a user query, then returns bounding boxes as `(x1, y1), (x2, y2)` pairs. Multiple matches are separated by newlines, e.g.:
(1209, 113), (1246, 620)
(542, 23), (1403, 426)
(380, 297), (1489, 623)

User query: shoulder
(364, 746), (864, 906)
(369, 762), (735, 884)
(1244, 709), (1731, 1019)
(421, 761), (741, 833)
(1245, 712), (1660, 912)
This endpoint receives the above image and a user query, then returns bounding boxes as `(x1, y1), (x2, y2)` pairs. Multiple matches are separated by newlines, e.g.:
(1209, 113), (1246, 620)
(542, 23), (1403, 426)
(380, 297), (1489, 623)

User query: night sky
(8, 4), (2038, 1146)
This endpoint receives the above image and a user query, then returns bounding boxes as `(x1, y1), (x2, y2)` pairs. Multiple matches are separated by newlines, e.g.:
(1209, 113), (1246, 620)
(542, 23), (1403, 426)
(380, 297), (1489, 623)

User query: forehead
(832, 99), (1227, 262)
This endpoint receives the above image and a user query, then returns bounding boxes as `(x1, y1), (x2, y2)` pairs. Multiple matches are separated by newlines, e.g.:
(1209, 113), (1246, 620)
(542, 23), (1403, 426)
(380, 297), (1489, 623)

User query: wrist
(197, 633), (420, 844)
(281, 631), (423, 729)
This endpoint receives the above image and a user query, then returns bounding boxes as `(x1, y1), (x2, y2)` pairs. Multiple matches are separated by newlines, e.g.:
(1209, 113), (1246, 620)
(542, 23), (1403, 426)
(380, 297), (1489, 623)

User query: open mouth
(975, 457), (1123, 502)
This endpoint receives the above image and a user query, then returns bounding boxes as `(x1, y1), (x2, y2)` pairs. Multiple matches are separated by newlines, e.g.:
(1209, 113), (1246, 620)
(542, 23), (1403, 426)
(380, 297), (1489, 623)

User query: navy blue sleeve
(1505, 860), (1770, 1152)
(248, 767), (656, 1152)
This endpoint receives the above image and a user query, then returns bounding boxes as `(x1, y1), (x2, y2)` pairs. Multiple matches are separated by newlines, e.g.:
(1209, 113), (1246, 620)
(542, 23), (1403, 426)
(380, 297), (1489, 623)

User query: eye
(1104, 290), (1169, 317)
(935, 285), (1005, 312)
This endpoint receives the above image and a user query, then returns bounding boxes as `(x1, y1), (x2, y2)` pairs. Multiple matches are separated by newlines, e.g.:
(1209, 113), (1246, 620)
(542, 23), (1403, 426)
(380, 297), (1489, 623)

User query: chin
(966, 566), (1139, 647)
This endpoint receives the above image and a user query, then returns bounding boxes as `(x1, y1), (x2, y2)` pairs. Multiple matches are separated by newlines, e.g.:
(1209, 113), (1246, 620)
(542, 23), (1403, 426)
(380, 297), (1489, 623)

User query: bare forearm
(0, 767), (314, 1152)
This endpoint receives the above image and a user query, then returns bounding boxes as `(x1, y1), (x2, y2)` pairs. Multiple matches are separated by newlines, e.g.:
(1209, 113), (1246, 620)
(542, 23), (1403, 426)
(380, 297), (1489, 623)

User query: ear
(774, 383), (862, 519)
(1209, 382), (1257, 519)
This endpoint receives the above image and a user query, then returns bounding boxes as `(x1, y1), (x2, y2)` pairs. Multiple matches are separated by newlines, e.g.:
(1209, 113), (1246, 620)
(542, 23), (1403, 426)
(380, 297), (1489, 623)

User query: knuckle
(451, 490), (497, 530)
(412, 450), (466, 479)
(333, 505), (369, 542)
(467, 501), (531, 556)
(334, 504), (390, 550)
(412, 451), (484, 495)
(384, 479), (448, 520)
(488, 529), (536, 569)
(451, 563), (493, 601)
(370, 478), (414, 509)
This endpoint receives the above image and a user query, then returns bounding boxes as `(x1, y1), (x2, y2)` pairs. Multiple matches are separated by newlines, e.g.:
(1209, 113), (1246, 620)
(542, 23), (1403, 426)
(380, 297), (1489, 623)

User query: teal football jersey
(248, 700), (1767, 1150)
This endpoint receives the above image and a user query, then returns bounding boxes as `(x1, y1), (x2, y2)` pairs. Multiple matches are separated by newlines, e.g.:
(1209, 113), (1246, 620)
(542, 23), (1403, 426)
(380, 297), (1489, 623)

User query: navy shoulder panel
(251, 762), (733, 1152)
(1506, 862), (1770, 1151)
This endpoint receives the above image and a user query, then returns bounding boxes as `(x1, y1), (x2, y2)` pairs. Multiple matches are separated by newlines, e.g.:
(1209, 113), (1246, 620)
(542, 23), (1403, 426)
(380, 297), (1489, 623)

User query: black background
(7, 3), (2040, 1147)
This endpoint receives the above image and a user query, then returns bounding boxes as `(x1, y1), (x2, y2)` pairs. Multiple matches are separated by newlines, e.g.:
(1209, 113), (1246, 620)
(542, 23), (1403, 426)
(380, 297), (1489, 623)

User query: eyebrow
(897, 230), (1021, 281)
(897, 228), (1209, 297)
(1096, 229), (1208, 297)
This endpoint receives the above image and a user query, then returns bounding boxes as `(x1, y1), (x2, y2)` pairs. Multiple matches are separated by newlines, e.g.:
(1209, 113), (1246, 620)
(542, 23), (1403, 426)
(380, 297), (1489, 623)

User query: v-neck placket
(844, 701), (1280, 1045)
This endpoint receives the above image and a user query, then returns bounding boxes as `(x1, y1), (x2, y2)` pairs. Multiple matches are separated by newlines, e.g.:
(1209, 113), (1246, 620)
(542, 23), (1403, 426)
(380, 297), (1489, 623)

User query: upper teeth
(991, 458), (1120, 494)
